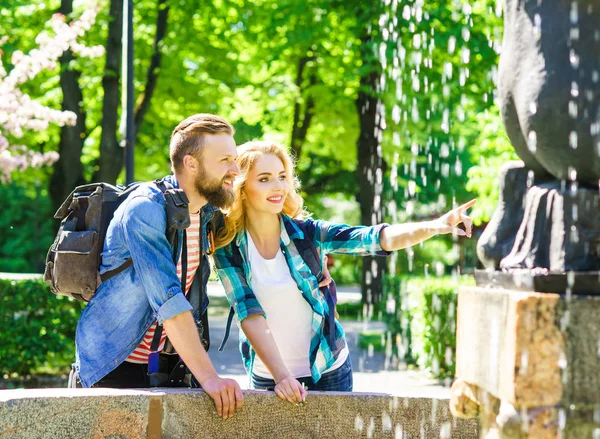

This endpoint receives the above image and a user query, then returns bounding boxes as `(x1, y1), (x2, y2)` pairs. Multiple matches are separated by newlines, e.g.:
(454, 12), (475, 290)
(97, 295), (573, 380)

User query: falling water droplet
(455, 157), (463, 176)
(569, 101), (578, 118)
(440, 142), (450, 158)
(408, 180), (417, 196)
(570, 27), (580, 41)
(569, 166), (578, 181)
(529, 102), (537, 115)
(558, 409), (567, 431)
(441, 109), (450, 133)
(461, 46), (470, 64)
(402, 4), (411, 20)
(444, 62), (453, 79)
(413, 34), (421, 50)
(448, 36), (456, 54)
(571, 82), (579, 97)
(569, 131), (578, 149)
(495, 0), (502, 17)
(527, 131), (537, 152)
(570, 50), (580, 68)
(462, 27), (470, 42)
(570, 1), (579, 24)
(558, 350), (568, 369)
(533, 14), (542, 39)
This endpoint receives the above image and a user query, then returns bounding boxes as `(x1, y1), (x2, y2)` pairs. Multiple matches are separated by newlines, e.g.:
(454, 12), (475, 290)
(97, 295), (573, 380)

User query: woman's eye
(259, 178), (269, 183)
(279, 175), (286, 181)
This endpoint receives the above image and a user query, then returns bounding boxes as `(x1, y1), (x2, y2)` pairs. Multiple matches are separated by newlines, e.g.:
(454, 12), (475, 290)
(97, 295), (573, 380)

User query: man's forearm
(241, 315), (290, 382)
(162, 310), (218, 383)
(379, 222), (438, 252)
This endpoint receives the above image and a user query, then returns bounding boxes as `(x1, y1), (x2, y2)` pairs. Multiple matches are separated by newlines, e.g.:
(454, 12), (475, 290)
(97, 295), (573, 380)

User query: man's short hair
(169, 114), (235, 173)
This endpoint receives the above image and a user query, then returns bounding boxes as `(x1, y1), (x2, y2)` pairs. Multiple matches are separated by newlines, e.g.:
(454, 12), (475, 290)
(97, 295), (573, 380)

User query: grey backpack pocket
(45, 230), (99, 302)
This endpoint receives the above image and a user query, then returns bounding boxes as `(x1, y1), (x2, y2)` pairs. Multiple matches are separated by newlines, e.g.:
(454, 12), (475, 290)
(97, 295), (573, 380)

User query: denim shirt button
(167, 292), (173, 298)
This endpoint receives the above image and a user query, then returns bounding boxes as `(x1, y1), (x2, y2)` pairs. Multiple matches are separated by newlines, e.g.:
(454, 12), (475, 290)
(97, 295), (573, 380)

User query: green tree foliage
(2, 0), (508, 278)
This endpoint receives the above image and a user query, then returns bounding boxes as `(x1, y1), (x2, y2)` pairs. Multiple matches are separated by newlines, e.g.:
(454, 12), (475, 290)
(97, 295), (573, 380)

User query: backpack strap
(146, 179), (190, 356)
(99, 259), (133, 283)
(218, 240), (244, 352)
(218, 308), (236, 352)
(188, 209), (211, 351)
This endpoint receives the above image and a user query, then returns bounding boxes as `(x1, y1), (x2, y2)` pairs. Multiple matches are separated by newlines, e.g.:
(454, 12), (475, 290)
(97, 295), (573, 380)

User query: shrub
(0, 276), (83, 377)
(383, 275), (475, 379)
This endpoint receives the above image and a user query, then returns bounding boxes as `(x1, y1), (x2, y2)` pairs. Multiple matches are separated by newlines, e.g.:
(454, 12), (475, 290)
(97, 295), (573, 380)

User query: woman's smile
(267, 195), (284, 204)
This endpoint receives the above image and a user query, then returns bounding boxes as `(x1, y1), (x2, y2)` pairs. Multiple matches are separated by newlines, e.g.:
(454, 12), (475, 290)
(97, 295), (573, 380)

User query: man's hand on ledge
(198, 374), (244, 419)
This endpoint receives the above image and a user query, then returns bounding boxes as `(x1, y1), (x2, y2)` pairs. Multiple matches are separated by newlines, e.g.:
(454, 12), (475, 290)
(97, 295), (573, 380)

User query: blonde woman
(213, 141), (475, 405)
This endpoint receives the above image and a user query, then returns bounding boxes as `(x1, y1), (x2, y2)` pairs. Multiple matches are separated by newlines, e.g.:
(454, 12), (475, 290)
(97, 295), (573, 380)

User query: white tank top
(247, 231), (348, 379)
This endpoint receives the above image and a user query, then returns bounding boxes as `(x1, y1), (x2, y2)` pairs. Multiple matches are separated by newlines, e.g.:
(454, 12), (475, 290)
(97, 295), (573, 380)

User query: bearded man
(74, 114), (243, 419)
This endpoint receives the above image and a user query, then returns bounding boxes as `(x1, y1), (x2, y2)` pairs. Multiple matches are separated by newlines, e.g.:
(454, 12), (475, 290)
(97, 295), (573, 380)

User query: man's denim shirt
(75, 175), (216, 387)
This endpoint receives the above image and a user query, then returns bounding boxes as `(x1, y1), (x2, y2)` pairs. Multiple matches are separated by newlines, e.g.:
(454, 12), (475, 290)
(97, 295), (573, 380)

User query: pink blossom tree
(0, 2), (104, 182)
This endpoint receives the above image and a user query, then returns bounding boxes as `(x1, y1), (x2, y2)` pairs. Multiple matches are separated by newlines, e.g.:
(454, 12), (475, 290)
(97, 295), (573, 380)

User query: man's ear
(182, 154), (199, 174)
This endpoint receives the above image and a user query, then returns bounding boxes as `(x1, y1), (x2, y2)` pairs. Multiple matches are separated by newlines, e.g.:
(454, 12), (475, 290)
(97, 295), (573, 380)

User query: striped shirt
(214, 214), (391, 382)
(126, 212), (201, 364)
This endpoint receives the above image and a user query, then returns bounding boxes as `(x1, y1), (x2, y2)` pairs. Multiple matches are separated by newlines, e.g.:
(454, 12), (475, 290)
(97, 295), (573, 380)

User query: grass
(357, 331), (387, 353)
(336, 300), (385, 321)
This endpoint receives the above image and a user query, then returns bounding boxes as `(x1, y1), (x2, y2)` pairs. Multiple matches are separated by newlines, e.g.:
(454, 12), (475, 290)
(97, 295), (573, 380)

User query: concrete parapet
(0, 388), (479, 439)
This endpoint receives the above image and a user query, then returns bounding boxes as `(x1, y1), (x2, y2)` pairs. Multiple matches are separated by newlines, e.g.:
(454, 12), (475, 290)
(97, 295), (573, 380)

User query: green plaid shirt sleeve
(308, 218), (392, 256)
(213, 243), (266, 322)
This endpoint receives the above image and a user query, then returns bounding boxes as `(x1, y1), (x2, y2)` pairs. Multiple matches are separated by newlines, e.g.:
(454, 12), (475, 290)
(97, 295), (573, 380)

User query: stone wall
(0, 388), (479, 439)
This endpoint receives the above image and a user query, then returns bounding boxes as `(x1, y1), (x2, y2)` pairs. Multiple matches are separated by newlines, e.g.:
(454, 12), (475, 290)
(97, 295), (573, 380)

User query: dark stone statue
(499, 0), (600, 186)
(477, 0), (600, 278)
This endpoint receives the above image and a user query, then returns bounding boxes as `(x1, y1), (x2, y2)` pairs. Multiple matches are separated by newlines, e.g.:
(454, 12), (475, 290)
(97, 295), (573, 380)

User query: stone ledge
(0, 388), (479, 439)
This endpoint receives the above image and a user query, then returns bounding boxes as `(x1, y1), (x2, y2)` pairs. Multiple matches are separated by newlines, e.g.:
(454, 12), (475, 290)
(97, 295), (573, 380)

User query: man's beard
(194, 165), (235, 209)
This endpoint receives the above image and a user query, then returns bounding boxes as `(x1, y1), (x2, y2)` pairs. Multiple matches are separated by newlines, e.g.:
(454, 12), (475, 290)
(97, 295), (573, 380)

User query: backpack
(218, 219), (338, 352)
(44, 180), (190, 302)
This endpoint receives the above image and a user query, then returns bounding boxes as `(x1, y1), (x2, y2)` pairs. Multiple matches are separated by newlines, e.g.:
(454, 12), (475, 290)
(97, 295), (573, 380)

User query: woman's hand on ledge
(274, 375), (308, 406)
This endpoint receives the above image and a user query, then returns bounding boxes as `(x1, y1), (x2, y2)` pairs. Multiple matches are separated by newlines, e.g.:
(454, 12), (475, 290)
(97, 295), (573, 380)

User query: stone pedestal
(451, 286), (600, 438)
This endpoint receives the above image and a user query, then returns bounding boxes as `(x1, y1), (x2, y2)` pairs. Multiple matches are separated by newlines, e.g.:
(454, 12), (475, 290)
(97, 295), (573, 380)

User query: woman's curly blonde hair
(214, 140), (308, 250)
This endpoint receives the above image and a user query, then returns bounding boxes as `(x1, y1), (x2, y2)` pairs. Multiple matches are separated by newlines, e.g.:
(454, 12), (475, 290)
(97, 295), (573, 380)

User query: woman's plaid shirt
(213, 214), (391, 382)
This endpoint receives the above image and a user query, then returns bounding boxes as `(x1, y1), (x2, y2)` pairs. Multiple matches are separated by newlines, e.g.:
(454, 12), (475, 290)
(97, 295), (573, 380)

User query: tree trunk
(50, 0), (86, 214)
(356, 37), (386, 306)
(290, 56), (316, 160)
(93, 0), (123, 184)
(134, 0), (169, 137)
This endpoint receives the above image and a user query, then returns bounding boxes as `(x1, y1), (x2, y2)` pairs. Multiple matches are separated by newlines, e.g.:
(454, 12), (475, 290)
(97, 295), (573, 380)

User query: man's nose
(229, 162), (240, 176)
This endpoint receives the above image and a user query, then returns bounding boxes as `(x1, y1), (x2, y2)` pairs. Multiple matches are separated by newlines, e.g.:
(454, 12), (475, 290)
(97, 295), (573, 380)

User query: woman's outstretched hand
(433, 199), (476, 238)
(274, 376), (308, 406)
(380, 199), (477, 252)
